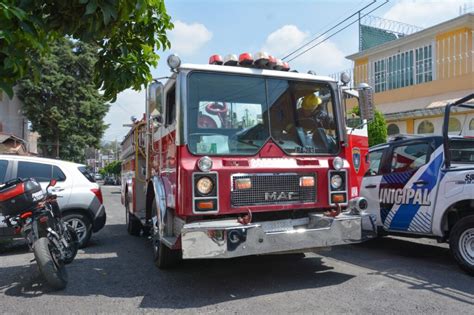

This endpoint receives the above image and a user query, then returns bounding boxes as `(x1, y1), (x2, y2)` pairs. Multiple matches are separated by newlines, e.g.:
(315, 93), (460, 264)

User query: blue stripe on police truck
(381, 149), (444, 232)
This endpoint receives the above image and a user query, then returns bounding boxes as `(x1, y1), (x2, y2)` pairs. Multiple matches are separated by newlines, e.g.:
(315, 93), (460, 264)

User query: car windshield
(187, 72), (338, 155)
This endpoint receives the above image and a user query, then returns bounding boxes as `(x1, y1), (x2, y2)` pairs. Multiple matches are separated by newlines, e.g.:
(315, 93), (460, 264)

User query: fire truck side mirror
(147, 81), (164, 119)
(357, 83), (374, 121)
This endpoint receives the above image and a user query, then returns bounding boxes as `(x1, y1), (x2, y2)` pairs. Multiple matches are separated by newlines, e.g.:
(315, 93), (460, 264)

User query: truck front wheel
(449, 215), (474, 276)
(151, 198), (181, 269)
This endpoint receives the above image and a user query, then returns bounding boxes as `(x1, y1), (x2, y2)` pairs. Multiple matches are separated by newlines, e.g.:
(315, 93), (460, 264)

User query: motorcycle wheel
(63, 224), (79, 264)
(33, 237), (68, 290)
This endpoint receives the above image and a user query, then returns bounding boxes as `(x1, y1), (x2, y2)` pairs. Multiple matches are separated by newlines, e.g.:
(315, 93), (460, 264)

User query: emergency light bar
(208, 51), (290, 71)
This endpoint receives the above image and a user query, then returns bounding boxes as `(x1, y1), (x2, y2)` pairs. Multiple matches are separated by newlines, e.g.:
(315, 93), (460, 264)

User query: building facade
(347, 13), (473, 136)
(0, 91), (38, 154)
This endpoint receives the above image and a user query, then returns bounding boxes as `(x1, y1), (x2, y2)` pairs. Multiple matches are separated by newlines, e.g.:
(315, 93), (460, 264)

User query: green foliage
(351, 106), (388, 147)
(103, 160), (121, 176)
(0, 0), (173, 101)
(17, 38), (109, 162)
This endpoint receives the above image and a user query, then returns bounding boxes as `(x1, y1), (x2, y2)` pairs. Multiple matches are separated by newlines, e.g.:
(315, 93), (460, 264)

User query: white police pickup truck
(361, 94), (474, 275)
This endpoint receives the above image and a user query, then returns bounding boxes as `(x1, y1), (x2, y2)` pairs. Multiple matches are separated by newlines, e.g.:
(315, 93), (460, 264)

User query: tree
(103, 160), (121, 176)
(351, 106), (388, 147)
(17, 38), (109, 162)
(0, 0), (173, 101)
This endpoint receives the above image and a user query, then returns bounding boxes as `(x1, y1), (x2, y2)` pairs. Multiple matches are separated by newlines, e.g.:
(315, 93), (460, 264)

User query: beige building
(0, 91), (38, 154)
(347, 13), (473, 136)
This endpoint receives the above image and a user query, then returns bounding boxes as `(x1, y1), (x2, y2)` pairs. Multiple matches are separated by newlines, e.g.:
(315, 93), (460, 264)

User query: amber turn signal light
(235, 178), (252, 190)
(331, 194), (346, 204)
(299, 176), (315, 187)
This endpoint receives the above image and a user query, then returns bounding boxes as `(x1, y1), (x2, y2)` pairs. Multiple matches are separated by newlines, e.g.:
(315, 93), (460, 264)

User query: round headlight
(330, 174), (343, 189)
(167, 54), (181, 70)
(196, 177), (214, 195)
(197, 156), (213, 172)
(333, 157), (344, 170)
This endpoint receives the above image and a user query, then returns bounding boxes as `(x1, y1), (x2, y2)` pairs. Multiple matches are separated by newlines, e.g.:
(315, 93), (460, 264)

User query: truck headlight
(196, 177), (214, 195)
(330, 174), (343, 189)
(197, 156), (213, 172)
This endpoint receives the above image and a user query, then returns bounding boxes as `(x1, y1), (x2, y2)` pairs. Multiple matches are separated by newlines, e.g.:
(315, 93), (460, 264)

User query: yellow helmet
(301, 94), (322, 111)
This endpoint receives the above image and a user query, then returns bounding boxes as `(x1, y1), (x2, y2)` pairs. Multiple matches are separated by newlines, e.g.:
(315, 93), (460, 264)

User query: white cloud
(104, 89), (146, 141)
(383, 0), (467, 27)
(262, 25), (350, 75)
(169, 20), (213, 56)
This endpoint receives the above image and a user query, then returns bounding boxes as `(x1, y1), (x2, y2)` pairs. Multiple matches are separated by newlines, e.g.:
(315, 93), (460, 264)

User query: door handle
(414, 180), (427, 186)
(52, 187), (65, 192)
(365, 184), (377, 189)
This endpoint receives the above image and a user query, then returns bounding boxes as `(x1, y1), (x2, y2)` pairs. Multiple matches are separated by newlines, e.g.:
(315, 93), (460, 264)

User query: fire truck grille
(231, 173), (316, 207)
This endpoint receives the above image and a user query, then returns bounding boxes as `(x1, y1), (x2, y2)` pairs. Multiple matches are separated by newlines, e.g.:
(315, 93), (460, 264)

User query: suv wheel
(63, 212), (92, 248)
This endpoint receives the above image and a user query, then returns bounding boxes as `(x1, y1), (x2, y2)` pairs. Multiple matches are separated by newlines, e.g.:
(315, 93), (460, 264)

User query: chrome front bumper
(181, 212), (377, 259)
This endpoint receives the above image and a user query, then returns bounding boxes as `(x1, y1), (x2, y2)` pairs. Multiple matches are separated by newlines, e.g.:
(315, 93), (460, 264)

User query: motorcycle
(0, 178), (78, 290)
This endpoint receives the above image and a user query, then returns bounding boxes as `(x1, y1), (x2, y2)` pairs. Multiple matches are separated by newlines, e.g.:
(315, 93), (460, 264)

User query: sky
(103, 0), (473, 142)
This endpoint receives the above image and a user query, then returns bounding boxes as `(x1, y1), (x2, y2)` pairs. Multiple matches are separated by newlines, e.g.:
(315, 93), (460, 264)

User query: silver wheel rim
(459, 227), (474, 266)
(66, 218), (87, 244)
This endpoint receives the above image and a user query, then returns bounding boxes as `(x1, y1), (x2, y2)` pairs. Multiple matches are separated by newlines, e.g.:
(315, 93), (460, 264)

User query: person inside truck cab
(283, 93), (336, 135)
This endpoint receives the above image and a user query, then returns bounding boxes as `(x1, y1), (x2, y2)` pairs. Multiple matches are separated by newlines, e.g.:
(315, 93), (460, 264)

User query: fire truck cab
(121, 53), (376, 268)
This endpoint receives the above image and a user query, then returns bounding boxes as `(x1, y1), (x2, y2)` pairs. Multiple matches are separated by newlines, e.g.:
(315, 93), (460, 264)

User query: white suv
(0, 155), (106, 248)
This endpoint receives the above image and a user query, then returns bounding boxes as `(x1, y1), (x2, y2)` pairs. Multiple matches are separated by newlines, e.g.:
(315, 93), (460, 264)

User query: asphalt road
(0, 186), (472, 314)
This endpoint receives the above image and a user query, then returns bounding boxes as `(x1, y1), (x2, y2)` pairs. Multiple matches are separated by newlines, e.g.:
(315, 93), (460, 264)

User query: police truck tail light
(254, 52), (269, 67)
(209, 54), (223, 65)
(235, 178), (252, 190)
(299, 176), (315, 187)
(239, 53), (254, 66)
(224, 54), (238, 66)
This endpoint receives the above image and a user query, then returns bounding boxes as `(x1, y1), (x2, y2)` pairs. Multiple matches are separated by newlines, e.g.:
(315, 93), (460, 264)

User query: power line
(285, 0), (389, 63)
(282, 0), (377, 61)
(277, 0), (369, 59)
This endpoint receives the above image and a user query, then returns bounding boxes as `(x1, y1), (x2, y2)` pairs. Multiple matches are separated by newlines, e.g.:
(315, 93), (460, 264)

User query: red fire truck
(121, 53), (375, 268)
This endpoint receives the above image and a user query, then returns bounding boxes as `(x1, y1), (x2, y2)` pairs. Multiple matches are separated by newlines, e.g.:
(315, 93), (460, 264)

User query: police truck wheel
(125, 191), (141, 236)
(151, 198), (181, 269)
(449, 215), (474, 276)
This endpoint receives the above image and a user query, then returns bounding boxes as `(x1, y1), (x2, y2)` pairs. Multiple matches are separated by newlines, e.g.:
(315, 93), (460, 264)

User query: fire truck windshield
(187, 72), (339, 156)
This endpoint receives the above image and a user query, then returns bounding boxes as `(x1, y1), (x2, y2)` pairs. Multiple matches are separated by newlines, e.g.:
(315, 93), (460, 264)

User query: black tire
(63, 224), (79, 264)
(63, 212), (92, 249)
(33, 237), (68, 290)
(125, 191), (141, 236)
(449, 215), (474, 276)
(151, 198), (181, 269)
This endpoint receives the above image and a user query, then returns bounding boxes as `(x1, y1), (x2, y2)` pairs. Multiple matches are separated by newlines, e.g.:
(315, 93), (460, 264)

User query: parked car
(104, 176), (118, 185)
(0, 155), (106, 248)
(94, 173), (103, 181)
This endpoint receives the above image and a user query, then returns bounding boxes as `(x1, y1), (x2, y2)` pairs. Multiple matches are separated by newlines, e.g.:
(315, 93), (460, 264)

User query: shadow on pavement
(320, 237), (474, 305)
(1, 224), (354, 308)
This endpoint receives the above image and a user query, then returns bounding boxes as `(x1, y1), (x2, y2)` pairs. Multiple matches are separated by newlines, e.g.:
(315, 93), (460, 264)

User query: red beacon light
(273, 58), (284, 71)
(282, 61), (290, 71)
(267, 55), (277, 69)
(254, 52), (269, 68)
(209, 54), (223, 65)
(238, 52), (254, 66)
(223, 54), (238, 66)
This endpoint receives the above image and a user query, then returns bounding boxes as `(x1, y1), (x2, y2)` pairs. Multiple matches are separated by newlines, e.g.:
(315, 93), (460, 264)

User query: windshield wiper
(235, 138), (260, 148)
